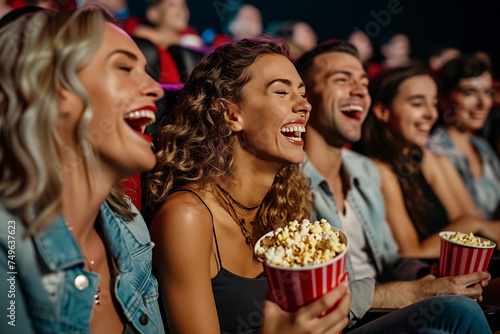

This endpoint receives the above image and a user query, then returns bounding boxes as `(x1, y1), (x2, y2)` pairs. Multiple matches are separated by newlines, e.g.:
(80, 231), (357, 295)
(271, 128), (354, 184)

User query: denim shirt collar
(430, 127), (498, 165)
(429, 126), (500, 219)
(430, 126), (500, 179)
(302, 152), (359, 191)
(429, 127), (454, 150)
(34, 201), (132, 272)
(302, 153), (362, 276)
(302, 150), (404, 278)
(303, 157), (325, 189)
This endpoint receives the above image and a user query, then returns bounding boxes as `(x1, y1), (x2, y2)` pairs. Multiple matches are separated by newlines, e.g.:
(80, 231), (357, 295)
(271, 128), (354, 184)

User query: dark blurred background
(187, 0), (500, 74)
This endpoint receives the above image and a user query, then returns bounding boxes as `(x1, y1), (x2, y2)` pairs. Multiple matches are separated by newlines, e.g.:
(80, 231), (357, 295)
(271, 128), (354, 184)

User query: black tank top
(414, 171), (449, 241)
(176, 190), (267, 334)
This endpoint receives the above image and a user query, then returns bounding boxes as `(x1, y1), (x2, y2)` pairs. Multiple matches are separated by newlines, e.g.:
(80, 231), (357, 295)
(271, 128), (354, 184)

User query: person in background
(429, 56), (500, 220)
(268, 20), (317, 60)
(126, 0), (204, 82)
(347, 30), (380, 79)
(428, 46), (461, 72)
(0, 5), (165, 333)
(348, 31), (373, 65)
(473, 50), (500, 162)
(127, 0), (202, 49)
(379, 32), (413, 69)
(296, 40), (493, 332)
(354, 65), (500, 258)
(226, 4), (262, 40)
(211, 3), (263, 46)
(146, 38), (351, 334)
(291, 22), (317, 52)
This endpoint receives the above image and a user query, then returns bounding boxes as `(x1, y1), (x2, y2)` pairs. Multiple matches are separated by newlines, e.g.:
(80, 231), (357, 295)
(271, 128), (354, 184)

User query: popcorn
(441, 232), (493, 247)
(255, 219), (346, 267)
(438, 231), (496, 277)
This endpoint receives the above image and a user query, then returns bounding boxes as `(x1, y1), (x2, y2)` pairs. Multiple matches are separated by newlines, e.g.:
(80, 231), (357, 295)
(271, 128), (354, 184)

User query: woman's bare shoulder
(422, 148), (449, 182)
(150, 188), (214, 238)
(368, 158), (405, 195)
(370, 158), (396, 178)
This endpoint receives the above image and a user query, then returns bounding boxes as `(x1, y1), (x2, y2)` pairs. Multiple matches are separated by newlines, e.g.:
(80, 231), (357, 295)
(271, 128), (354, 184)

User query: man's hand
(417, 271), (491, 303)
(373, 271), (491, 308)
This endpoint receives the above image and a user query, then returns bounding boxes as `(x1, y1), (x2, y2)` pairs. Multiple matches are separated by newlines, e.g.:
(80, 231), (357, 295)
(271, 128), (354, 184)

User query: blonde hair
(0, 5), (134, 235)
(146, 39), (313, 238)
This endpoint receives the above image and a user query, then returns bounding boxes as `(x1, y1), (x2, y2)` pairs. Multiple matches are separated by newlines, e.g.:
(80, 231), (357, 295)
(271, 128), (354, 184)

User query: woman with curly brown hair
(146, 38), (351, 333)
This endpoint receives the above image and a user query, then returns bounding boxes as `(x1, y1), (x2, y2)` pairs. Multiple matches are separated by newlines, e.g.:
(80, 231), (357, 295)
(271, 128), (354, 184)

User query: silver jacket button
(74, 274), (89, 290)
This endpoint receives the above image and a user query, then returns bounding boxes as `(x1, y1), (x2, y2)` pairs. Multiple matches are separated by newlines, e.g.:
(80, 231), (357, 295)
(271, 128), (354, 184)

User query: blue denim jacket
(428, 127), (500, 219)
(0, 201), (164, 334)
(302, 149), (427, 323)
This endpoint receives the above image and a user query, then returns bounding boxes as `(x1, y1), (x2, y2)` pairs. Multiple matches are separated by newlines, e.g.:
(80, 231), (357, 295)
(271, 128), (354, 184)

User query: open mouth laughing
(124, 107), (156, 143)
(340, 104), (364, 121)
(280, 123), (306, 145)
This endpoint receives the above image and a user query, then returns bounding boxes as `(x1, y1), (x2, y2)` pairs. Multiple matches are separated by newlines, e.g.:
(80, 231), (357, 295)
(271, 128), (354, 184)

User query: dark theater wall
(187, 0), (500, 74)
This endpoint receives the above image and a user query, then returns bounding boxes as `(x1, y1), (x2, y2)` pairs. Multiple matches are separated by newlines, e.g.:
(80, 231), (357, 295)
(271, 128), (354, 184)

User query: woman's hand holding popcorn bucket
(255, 219), (350, 317)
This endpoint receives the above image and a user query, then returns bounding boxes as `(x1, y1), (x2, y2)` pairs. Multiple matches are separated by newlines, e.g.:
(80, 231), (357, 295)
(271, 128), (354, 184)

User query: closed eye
(119, 66), (132, 72)
(276, 91), (289, 96)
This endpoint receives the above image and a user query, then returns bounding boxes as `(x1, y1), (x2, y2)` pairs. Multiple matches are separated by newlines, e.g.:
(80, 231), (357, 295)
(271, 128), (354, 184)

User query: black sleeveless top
(176, 190), (267, 334)
(414, 171), (449, 241)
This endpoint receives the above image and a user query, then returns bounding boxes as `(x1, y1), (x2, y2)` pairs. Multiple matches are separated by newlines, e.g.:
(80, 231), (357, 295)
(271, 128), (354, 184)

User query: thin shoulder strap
(171, 189), (222, 268)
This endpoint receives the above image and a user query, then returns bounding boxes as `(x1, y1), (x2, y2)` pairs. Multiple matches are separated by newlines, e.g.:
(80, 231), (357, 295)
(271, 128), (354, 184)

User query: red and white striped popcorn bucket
(438, 231), (496, 277)
(255, 228), (349, 314)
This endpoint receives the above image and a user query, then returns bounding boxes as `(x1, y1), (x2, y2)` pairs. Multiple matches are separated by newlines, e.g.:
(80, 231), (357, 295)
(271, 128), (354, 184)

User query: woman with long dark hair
(429, 56), (500, 220)
(354, 65), (500, 258)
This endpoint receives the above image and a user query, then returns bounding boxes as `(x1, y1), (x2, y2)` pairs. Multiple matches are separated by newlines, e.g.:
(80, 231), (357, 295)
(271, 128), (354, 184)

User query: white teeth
(280, 125), (306, 140)
(416, 124), (431, 131)
(280, 125), (306, 133)
(124, 109), (156, 124)
(340, 105), (364, 112)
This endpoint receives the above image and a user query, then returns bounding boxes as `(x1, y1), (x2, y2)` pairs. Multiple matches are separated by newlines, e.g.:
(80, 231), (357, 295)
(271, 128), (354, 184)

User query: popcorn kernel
(442, 232), (493, 247)
(256, 219), (346, 267)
